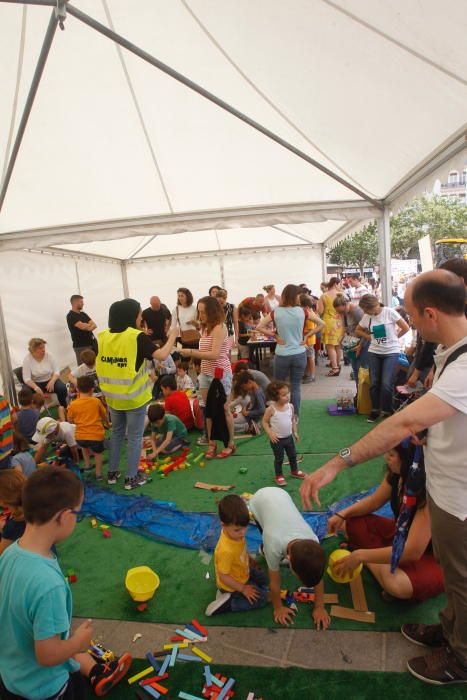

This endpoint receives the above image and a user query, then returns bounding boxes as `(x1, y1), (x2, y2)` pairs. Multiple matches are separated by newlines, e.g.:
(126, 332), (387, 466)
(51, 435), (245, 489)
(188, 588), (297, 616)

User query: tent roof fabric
(0, 0), (466, 258)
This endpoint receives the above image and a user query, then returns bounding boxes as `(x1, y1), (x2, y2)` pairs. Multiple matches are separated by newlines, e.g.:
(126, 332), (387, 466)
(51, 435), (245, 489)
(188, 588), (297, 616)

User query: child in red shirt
(160, 375), (194, 430)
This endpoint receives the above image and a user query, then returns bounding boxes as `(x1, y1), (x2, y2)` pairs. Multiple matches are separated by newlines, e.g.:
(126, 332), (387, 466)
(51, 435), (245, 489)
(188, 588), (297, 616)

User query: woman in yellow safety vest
(97, 298), (177, 490)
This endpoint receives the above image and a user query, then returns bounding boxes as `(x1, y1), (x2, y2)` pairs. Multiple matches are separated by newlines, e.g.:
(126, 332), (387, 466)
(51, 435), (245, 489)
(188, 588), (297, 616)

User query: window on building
(448, 170), (459, 184)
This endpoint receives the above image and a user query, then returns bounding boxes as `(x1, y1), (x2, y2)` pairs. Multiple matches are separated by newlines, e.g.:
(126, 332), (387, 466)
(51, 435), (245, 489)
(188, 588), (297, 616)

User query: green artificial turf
(84, 661), (467, 700)
(59, 521), (444, 632)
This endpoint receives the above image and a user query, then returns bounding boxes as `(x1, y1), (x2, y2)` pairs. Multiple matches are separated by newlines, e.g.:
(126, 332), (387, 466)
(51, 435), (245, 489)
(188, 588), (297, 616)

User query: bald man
(300, 270), (467, 686)
(142, 296), (172, 345)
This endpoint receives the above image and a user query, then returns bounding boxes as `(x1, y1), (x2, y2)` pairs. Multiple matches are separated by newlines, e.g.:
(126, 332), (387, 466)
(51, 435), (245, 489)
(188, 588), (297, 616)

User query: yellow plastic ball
(327, 549), (363, 584)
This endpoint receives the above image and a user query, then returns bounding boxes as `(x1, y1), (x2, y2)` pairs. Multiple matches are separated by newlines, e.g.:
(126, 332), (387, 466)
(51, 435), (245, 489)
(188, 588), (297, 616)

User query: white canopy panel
(0, 0), (466, 256)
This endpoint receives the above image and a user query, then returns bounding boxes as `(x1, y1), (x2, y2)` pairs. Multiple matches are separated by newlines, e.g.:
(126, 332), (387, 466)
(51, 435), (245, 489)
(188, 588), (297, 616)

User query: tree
(328, 222), (378, 275)
(390, 195), (467, 259)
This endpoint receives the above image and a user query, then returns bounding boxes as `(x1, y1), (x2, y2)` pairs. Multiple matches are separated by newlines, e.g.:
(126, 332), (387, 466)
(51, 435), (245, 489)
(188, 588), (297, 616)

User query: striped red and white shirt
(200, 329), (233, 377)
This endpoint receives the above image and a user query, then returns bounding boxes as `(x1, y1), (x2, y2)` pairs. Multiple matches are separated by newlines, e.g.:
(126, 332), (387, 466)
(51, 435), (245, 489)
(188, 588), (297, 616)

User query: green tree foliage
(328, 222), (378, 275)
(390, 195), (467, 259)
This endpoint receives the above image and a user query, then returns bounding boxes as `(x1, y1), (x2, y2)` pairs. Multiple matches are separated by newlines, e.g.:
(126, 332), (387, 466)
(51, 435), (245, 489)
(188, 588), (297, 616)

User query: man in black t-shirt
(142, 296), (172, 345)
(66, 294), (97, 365)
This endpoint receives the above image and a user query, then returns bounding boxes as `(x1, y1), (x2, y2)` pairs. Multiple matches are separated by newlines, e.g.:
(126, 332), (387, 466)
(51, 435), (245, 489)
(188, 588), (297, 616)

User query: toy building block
(175, 628), (203, 642)
(67, 574), (77, 584)
(191, 619), (208, 637)
(330, 605), (375, 624)
(142, 686), (161, 699)
(191, 646), (212, 663)
(158, 656), (170, 676)
(350, 574), (369, 612)
(102, 530), (111, 538)
(100, 524), (110, 529)
(216, 678), (235, 700)
(170, 635), (186, 642)
(210, 675), (224, 688)
(149, 681), (169, 695)
(90, 518), (98, 528)
(128, 666), (155, 685)
(178, 692), (205, 700)
(141, 674), (168, 686)
(137, 603), (148, 612)
(195, 482), (235, 492)
(169, 646), (178, 667)
(193, 453), (204, 464)
(246, 694), (255, 700)
(177, 653), (203, 662)
(163, 642), (188, 650)
(204, 665), (213, 686)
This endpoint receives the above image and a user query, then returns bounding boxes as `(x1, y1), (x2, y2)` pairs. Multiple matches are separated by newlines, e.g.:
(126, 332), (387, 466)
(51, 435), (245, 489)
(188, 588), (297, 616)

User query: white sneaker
(205, 590), (232, 616)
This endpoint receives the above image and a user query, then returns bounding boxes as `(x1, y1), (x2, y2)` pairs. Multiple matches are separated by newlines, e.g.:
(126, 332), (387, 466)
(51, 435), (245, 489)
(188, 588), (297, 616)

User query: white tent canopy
(0, 0), (466, 396)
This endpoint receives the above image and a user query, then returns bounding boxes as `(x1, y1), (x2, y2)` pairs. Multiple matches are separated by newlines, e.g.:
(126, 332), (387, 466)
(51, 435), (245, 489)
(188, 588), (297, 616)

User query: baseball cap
(33, 417), (58, 443)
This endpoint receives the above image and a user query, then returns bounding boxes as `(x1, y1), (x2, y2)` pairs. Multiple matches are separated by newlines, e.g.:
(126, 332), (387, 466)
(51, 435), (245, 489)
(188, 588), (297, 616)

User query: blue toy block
(141, 685), (161, 699)
(177, 653), (203, 662)
(216, 678), (235, 700)
(204, 665), (213, 686)
(146, 652), (160, 672)
(169, 646), (178, 667)
(158, 655), (170, 676)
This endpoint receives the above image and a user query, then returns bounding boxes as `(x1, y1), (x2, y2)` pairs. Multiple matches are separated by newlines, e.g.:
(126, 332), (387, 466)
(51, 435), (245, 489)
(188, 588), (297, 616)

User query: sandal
(275, 475), (287, 486)
(217, 443), (236, 459)
(290, 470), (305, 479)
(205, 442), (217, 459)
(326, 368), (341, 376)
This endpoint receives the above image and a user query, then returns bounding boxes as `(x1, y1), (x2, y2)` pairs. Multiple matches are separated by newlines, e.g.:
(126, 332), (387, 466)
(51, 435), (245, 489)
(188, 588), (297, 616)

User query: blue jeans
(108, 403), (148, 478)
(156, 436), (189, 453)
(273, 352), (307, 416)
(270, 434), (297, 476)
(368, 352), (399, 414)
(225, 567), (269, 612)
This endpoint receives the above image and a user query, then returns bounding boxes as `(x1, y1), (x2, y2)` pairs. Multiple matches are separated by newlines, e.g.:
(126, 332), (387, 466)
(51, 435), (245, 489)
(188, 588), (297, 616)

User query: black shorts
(77, 439), (105, 454)
(0, 671), (85, 700)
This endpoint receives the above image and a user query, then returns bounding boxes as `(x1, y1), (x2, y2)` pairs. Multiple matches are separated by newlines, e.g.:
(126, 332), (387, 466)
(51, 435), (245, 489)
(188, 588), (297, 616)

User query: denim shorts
(198, 372), (232, 397)
(77, 439), (105, 453)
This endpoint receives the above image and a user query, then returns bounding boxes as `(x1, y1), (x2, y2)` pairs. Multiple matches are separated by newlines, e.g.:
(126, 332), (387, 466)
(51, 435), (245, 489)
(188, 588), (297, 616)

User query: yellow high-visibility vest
(96, 328), (152, 410)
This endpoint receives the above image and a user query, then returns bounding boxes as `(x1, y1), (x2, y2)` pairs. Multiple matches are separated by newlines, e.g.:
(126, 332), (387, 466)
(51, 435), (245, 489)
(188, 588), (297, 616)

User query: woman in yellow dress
(317, 277), (344, 376)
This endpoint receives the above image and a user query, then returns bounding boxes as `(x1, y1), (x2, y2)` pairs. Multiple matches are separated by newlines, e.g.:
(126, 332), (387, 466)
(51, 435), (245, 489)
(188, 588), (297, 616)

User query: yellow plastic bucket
(125, 566), (160, 602)
(327, 549), (363, 584)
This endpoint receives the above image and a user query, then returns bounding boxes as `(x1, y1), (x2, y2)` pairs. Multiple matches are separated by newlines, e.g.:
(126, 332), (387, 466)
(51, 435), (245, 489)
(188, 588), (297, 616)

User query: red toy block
(68, 575), (77, 584)
(170, 635), (185, 642)
(191, 619), (208, 637)
(137, 603), (148, 612)
(102, 530), (111, 538)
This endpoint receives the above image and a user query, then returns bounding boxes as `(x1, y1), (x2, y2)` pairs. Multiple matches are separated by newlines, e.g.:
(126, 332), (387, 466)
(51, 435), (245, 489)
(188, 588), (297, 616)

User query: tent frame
(0, 0), (462, 401)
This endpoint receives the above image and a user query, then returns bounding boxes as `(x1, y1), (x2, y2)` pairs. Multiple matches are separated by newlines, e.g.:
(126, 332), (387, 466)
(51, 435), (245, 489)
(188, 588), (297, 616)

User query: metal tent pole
(65, 3), (381, 209)
(0, 8), (59, 211)
(0, 297), (17, 406)
(121, 261), (130, 298)
(377, 207), (392, 306)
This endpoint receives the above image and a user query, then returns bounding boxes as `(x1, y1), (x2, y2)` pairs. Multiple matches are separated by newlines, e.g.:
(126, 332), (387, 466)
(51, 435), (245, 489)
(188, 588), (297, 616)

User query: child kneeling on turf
(0, 467), (131, 698)
(147, 404), (189, 457)
(250, 486), (330, 629)
(263, 381), (305, 486)
(205, 494), (269, 616)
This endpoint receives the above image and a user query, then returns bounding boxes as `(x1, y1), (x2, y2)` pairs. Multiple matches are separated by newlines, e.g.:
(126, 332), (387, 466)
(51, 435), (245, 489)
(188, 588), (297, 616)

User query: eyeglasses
(55, 508), (83, 523)
(69, 509), (82, 517)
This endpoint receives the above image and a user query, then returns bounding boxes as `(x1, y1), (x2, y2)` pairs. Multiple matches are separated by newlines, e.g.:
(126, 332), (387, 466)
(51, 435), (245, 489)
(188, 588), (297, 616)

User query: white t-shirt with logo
(249, 487), (318, 572)
(359, 307), (402, 355)
(426, 336), (467, 521)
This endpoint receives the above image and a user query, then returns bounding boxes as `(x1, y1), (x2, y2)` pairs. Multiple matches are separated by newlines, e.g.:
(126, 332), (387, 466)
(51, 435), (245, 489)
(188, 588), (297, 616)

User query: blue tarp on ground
(82, 485), (393, 553)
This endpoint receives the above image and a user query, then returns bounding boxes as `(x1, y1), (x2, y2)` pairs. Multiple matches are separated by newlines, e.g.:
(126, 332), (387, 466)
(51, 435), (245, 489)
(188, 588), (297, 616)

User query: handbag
(177, 307), (200, 344)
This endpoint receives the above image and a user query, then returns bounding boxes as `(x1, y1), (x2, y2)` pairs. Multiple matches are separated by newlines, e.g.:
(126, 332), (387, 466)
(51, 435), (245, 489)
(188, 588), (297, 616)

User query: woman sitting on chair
(22, 338), (68, 418)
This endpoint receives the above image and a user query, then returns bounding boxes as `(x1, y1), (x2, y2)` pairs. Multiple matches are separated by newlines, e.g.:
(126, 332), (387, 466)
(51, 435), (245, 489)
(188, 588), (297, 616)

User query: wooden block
(350, 574), (368, 612)
(324, 593), (339, 604)
(330, 605), (375, 624)
(194, 482), (235, 492)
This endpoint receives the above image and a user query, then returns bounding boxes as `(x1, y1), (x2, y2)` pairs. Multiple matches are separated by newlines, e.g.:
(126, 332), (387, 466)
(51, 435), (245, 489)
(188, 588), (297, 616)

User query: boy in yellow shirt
(205, 495), (269, 616)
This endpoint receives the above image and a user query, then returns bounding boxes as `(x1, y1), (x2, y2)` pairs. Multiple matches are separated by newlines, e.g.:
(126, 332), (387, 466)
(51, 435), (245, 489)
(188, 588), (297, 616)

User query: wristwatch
(338, 447), (355, 467)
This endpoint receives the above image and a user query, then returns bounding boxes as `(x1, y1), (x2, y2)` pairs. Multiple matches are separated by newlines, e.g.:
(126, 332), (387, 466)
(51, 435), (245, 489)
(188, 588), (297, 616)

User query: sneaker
(290, 470), (305, 479)
(90, 653), (133, 696)
(124, 473), (147, 490)
(367, 411), (380, 423)
(349, 371), (355, 381)
(302, 375), (313, 384)
(401, 623), (446, 648)
(275, 475), (287, 486)
(407, 646), (467, 686)
(197, 435), (209, 446)
(107, 471), (121, 485)
(95, 475), (104, 482)
(205, 590), (232, 617)
(249, 420), (261, 436)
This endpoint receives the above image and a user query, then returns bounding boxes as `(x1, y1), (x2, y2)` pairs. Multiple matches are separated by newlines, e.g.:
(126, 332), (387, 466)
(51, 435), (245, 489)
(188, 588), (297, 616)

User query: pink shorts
(346, 515), (444, 602)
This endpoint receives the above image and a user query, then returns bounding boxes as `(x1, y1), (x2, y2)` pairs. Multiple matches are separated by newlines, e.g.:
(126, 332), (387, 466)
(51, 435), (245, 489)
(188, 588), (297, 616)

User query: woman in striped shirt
(180, 296), (235, 459)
